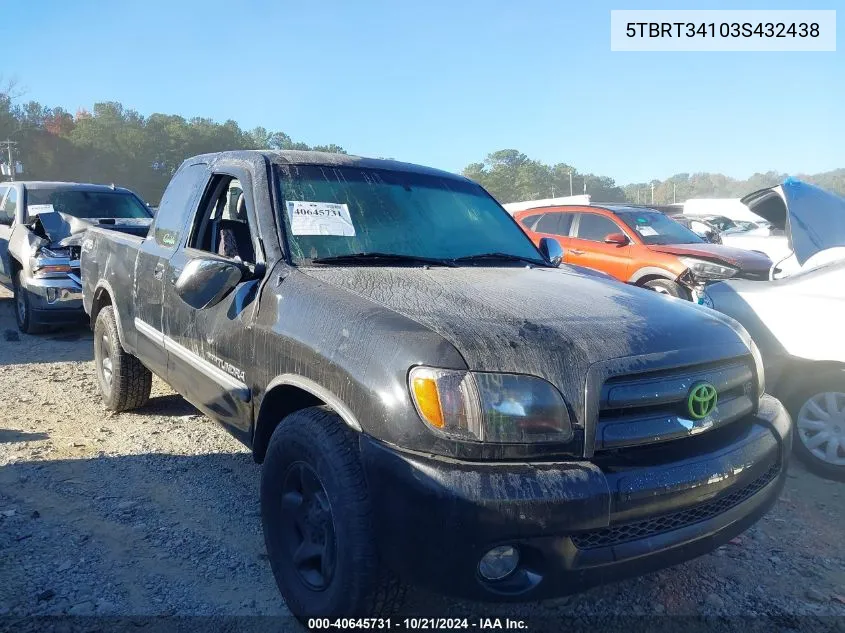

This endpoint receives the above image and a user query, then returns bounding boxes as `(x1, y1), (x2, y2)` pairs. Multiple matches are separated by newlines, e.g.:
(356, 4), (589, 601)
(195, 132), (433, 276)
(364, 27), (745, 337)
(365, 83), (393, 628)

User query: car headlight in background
(32, 247), (73, 278)
(408, 367), (572, 443)
(679, 256), (738, 280)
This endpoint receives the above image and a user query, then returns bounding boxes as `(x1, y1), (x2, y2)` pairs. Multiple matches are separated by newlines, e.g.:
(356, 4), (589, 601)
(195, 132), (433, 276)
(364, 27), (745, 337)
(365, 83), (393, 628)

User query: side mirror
(175, 257), (243, 309)
(538, 237), (564, 266)
(604, 232), (629, 246)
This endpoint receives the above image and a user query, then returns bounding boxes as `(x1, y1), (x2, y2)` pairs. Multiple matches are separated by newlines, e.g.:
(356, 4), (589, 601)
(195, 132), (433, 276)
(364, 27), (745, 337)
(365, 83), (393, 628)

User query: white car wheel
(796, 391), (845, 467)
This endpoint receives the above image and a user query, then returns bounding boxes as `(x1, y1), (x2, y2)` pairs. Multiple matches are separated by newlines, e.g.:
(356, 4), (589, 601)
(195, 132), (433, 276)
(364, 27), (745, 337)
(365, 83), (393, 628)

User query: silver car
(0, 181), (152, 333)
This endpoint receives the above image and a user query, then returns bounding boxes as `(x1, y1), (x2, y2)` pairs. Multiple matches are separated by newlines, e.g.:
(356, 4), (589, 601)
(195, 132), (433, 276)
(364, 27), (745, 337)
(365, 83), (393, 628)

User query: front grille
(595, 359), (756, 450)
(571, 462), (780, 550)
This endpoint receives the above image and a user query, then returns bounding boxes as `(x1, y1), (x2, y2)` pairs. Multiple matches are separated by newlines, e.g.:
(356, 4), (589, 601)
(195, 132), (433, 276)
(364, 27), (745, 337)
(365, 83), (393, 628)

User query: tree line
(0, 86), (346, 204)
(2, 86), (843, 205)
(464, 149), (845, 205)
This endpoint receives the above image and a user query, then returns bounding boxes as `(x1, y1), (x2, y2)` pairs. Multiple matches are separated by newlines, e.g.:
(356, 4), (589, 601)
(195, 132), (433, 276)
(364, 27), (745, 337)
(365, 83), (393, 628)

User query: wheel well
(90, 287), (113, 328)
(252, 385), (326, 463)
(634, 273), (673, 287)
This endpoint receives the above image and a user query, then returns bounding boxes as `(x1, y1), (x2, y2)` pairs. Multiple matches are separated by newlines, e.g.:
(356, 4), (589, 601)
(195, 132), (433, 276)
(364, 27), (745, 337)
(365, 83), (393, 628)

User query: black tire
(13, 271), (42, 334)
(93, 305), (152, 411)
(783, 371), (845, 482)
(261, 406), (405, 620)
(642, 278), (690, 300)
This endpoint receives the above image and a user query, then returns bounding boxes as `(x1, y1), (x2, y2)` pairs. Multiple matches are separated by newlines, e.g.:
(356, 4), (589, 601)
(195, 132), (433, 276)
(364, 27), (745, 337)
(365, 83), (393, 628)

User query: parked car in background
(0, 181), (153, 332)
(82, 150), (790, 619)
(514, 204), (771, 300)
(669, 214), (722, 244)
(701, 259), (845, 481)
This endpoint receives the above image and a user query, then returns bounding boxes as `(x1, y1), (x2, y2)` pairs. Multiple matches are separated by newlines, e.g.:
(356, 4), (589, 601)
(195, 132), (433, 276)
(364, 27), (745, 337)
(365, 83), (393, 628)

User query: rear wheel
(93, 306), (152, 411)
(785, 371), (845, 481)
(261, 406), (405, 620)
(642, 278), (690, 300)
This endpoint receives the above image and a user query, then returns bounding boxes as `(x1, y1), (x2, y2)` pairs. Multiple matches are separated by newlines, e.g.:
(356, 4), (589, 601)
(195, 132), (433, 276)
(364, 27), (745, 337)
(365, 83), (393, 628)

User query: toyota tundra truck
(81, 150), (792, 619)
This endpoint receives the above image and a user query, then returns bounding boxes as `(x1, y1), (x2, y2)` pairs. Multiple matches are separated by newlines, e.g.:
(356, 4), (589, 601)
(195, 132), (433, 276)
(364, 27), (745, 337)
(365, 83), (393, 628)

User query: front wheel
(261, 406), (405, 620)
(13, 271), (41, 334)
(786, 372), (845, 481)
(642, 278), (690, 300)
(93, 305), (152, 411)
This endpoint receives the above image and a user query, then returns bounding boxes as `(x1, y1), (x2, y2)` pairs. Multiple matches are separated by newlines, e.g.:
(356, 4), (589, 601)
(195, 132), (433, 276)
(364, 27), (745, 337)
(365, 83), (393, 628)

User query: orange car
(514, 204), (772, 300)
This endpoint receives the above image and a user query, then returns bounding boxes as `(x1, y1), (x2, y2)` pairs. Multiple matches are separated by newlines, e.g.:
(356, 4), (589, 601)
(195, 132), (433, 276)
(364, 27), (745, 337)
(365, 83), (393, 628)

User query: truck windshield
(616, 210), (705, 245)
(26, 189), (151, 220)
(275, 165), (546, 265)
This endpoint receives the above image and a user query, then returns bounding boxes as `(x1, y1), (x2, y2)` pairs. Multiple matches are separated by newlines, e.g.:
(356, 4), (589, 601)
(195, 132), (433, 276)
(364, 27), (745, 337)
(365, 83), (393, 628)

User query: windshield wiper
(310, 252), (455, 266)
(450, 252), (547, 266)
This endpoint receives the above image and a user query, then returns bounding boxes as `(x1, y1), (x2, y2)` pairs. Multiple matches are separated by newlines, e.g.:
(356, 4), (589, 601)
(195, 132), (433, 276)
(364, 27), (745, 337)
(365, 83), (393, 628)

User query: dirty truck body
(81, 151), (791, 617)
(0, 181), (151, 331)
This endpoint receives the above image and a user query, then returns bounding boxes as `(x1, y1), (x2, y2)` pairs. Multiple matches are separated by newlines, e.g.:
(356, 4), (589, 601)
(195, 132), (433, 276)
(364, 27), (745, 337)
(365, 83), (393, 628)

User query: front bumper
(22, 275), (85, 324)
(361, 395), (791, 601)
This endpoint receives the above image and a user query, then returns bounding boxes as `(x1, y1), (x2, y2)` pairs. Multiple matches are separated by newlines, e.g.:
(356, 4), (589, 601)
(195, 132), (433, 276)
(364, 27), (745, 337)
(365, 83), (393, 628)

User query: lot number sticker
(28, 204), (56, 215)
(636, 225), (658, 236)
(287, 201), (356, 236)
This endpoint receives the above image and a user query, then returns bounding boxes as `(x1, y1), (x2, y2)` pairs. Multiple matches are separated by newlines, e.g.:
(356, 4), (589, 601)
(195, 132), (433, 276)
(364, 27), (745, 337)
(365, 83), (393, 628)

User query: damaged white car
(0, 181), (152, 332)
(727, 179), (845, 277)
(700, 179), (845, 480)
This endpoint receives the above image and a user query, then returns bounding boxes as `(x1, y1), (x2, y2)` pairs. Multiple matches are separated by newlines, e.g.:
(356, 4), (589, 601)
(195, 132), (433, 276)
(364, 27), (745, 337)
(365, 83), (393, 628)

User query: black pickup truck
(81, 150), (791, 619)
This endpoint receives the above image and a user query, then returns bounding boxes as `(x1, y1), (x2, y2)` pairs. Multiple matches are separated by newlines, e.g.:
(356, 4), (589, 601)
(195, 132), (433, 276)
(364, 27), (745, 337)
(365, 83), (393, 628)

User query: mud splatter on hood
(301, 265), (746, 390)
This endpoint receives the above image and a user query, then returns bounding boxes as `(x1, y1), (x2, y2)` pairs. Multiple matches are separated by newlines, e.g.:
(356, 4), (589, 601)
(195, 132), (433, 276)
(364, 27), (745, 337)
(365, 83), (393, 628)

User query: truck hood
(741, 179), (845, 265)
(647, 243), (773, 272)
(32, 211), (152, 247)
(302, 265), (747, 394)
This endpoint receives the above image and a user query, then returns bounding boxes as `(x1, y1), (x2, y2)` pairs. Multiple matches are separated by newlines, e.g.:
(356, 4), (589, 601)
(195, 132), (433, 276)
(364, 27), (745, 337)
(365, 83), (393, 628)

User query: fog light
(46, 288), (59, 303)
(478, 545), (519, 581)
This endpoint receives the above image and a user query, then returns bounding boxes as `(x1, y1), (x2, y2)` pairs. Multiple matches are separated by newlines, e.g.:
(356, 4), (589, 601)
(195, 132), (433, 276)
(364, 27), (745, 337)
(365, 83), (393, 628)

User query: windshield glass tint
(27, 189), (151, 219)
(276, 165), (544, 264)
(616, 210), (704, 245)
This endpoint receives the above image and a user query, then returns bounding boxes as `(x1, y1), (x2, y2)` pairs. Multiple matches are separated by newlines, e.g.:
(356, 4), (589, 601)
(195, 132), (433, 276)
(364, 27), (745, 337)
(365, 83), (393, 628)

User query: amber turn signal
(411, 375), (444, 428)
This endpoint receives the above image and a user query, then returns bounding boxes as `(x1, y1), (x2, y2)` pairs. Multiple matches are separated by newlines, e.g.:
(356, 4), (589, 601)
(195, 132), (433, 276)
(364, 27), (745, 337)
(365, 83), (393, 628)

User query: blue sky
(3, 0), (842, 183)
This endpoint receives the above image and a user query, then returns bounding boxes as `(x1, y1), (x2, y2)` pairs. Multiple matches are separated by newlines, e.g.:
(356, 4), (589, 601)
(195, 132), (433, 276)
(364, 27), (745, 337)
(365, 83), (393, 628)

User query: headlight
(408, 367), (572, 443)
(679, 257), (738, 280)
(32, 248), (73, 278)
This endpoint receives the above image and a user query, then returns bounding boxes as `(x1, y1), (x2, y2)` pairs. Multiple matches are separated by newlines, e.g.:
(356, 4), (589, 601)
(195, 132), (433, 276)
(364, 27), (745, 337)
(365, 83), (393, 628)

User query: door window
(188, 176), (255, 263)
(0, 187), (9, 225)
(153, 163), (208, 250)
(0, 188), (17, 225)
(575, 213), (620, 242)
(534, 213), (573, 236)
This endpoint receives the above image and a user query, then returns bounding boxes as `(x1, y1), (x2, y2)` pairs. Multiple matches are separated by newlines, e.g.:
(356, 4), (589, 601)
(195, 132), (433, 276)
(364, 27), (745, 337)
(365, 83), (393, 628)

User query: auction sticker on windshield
(27, 204), (55, 215)
(636, 225), (658, 236)
(287, 200), (356, 236)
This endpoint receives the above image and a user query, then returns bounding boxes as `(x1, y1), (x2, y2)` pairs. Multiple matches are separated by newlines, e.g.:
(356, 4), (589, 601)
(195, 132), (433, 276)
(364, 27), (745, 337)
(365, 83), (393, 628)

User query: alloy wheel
(280, 461), (337, 591)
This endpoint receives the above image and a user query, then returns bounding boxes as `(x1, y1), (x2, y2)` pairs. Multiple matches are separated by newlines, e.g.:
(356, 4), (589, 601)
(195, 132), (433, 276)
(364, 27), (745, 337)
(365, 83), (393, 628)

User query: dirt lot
(0, 285), (844, 629)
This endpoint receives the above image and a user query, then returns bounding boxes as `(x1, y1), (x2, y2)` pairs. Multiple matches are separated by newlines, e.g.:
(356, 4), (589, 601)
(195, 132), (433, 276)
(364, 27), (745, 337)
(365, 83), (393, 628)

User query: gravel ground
(0, 286), (844, 631)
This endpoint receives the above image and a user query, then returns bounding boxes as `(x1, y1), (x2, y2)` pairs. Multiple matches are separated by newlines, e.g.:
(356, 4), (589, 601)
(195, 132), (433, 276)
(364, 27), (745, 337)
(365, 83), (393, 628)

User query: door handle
(153, 263), (165, 280)
(570, 249), (584, 255)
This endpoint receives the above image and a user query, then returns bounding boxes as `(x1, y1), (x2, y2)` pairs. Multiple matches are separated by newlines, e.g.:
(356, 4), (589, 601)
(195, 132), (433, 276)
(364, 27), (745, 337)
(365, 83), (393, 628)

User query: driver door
(161, 168), (264, 432)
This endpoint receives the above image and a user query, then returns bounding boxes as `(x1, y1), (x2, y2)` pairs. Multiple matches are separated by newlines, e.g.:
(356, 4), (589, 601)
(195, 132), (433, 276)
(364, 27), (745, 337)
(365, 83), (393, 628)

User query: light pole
(569, 170), (573, 196)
